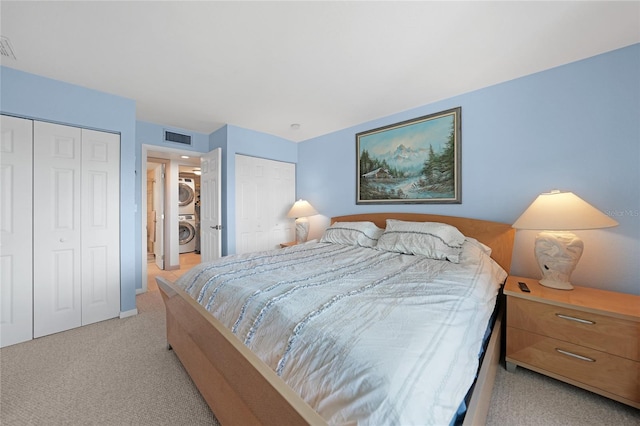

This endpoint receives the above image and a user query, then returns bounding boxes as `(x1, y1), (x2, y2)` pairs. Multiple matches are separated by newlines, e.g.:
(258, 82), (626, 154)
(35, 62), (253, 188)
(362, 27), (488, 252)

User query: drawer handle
(555, 313), (595, 325)
(555, 348), (595, 362)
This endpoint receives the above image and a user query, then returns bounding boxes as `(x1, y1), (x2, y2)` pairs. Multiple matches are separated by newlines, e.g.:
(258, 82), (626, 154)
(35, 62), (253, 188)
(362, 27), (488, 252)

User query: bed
(157, 213), (515, 425)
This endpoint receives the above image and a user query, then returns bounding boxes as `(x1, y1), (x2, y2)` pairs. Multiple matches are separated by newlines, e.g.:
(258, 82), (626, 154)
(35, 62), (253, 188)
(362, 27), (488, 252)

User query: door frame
(140, 145), (200, 293)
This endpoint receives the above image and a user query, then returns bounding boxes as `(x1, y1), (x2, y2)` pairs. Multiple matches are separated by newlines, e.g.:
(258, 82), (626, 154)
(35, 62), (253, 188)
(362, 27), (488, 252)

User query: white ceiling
(2, 1), (638, 142)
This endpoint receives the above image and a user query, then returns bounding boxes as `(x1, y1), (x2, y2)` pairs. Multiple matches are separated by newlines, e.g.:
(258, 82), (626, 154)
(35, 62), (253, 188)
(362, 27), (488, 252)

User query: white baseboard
(119, 308), (138, 319)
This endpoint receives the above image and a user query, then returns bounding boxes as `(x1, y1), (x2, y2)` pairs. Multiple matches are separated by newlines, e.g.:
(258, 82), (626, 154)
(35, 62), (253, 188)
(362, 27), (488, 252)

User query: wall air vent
(0, 36), (17, 60)
(165, 130), (192, 146)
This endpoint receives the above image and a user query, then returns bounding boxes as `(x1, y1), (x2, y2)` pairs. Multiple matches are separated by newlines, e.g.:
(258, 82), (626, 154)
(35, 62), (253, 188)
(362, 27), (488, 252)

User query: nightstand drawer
(507, 297), (639, 361)
(507, 327), (640, 404)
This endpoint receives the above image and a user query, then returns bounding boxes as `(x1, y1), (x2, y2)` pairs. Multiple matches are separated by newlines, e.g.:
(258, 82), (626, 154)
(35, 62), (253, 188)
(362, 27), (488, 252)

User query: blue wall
(298, 44), (640, 295)
(1, 66), (139, 312)
(3, 43), (637, 298)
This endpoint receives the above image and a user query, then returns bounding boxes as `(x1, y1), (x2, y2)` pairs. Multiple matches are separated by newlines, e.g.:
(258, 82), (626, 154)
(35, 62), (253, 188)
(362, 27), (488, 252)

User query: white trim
(140, 147), (149, 295)
(119, 308), (138, 319)
(141, 144), (203, 294)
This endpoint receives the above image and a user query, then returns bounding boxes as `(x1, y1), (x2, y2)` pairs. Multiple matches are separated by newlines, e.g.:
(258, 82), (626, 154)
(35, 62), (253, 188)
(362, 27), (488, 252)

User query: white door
(153, 163), (165, 270)
(269, 160), (296, 245)
(80, 129), (120, 325)
(200, 148), (221, 263)
(0, 115), (34, 347)
(235, 155), (295, 254)
(33, 121), (82, 338)
(236, 154), (266, 252)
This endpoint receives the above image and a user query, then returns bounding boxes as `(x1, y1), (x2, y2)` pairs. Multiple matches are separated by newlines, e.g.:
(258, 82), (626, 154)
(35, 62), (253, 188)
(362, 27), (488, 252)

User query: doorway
(141, 145), (202, 293)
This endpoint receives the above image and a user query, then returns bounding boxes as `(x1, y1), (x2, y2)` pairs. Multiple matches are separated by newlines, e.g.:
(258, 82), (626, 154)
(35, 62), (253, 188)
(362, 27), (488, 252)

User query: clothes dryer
(178, 177), (195, 214)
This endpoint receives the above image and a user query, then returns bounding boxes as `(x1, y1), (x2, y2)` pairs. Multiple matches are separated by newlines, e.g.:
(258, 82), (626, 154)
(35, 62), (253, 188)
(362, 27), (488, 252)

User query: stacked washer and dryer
(178, 177), (197, 253)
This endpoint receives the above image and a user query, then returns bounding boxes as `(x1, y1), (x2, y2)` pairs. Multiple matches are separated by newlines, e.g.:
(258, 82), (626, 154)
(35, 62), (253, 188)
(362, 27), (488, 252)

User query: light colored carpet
(487, 360), (639, 425)
(0, 291), (219, 426)
(1, 290), (638, 425)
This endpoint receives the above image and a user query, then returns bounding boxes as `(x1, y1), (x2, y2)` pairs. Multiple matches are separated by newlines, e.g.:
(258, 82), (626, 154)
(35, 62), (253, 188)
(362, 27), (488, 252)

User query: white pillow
(464, 237), (492, 256)
(375, 219), (466, 262)
(320, 221), (384, 248)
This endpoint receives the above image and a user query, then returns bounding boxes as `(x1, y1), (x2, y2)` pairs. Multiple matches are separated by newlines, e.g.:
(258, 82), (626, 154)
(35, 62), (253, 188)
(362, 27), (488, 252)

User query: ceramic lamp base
(534, 231), (584, 291)
(295, 217), (310, 243)
(539, 277), (575, 290)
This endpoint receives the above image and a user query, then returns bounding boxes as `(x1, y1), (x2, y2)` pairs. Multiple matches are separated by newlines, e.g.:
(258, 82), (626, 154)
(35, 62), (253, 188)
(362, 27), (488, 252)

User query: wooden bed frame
(157, 213), (515, 425)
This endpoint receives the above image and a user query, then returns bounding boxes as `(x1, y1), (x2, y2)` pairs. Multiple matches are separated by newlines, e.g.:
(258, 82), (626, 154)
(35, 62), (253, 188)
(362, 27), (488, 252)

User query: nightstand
(279, 241), (298, 248)
(504, 276), (640, 409)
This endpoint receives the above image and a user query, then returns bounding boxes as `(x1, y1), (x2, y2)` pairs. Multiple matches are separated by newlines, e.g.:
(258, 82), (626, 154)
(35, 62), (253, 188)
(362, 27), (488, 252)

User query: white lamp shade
(513, 190), (618, 290)
(512, 191), (618, 230)
(287, 199), (318, 219)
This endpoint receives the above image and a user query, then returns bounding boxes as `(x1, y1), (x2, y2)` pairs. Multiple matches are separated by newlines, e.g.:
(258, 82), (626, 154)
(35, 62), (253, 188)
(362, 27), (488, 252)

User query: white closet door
(0, 115), (33, 347)
(81, 129), (120, 325)
(235, 155), (295, 254)
(236, 154), (267, 253)
(268, 159), (296, 245)
(33, 121), (82, 338)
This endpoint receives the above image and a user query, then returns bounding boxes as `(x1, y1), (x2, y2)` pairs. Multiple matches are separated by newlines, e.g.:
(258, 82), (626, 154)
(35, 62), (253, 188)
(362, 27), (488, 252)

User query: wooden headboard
(331, 213), (515, 273)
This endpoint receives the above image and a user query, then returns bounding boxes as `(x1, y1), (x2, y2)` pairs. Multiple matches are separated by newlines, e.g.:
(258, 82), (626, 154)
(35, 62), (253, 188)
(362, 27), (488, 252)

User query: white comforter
(174, 239), (507, 425)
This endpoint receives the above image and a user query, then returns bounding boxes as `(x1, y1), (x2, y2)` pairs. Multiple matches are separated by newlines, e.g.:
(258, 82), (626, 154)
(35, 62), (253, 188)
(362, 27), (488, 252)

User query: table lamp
(287, 199), (318, 243)
(512, 190), (618, 290)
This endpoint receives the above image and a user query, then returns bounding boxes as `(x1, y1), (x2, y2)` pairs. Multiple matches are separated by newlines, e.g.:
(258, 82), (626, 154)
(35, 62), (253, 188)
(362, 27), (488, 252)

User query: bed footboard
(156, 278), (502, 426)
(156, 276), (327, 426)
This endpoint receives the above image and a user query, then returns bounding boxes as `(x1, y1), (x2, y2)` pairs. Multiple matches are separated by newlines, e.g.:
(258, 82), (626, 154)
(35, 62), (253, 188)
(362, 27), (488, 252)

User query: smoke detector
(1, 36), (17, 60)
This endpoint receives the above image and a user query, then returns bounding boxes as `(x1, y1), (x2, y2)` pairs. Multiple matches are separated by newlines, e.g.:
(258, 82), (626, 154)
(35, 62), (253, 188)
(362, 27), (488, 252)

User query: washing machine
(178, 177), (196, 215)
(179, 214), (197, 253)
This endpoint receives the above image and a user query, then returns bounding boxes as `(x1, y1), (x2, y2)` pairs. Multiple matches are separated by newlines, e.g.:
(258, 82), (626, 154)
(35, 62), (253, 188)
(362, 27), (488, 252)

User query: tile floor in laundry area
(146, 252), (201, 291)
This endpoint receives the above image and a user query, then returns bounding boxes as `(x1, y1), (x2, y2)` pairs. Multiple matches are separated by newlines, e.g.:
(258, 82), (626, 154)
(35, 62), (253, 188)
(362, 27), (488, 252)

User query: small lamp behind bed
(287, 199), (318, 243)
(512, 190), (618, 290)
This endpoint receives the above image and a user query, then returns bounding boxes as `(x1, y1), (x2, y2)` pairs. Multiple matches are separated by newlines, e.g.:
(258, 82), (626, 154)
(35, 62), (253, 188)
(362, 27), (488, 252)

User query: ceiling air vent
(0, 36), (17, 60)
(165, 130), (192, 146)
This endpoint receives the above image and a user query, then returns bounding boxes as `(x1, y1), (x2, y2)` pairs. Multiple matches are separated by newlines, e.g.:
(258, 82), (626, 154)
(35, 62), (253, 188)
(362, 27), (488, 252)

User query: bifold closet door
(80, 128), (120, 326)
(33, 122), (120, 338)
(33, 121), (83, 338)
(235, 155), (295, 254)
(0, 115), (34, 347)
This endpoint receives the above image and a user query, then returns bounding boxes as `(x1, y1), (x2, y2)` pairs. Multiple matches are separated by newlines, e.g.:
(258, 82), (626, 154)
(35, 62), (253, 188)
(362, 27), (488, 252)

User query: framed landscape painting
(356, 107), (461, 204)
